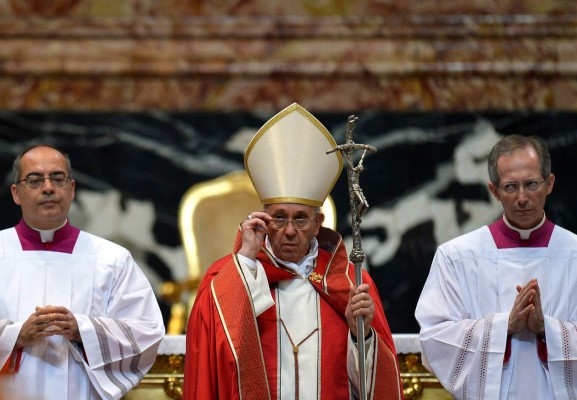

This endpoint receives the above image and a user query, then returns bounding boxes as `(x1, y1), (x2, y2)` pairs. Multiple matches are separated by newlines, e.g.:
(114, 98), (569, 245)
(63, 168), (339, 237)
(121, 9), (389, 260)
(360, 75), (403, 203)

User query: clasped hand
(16, 305), (81, 349)
(508, 278), (545, 336)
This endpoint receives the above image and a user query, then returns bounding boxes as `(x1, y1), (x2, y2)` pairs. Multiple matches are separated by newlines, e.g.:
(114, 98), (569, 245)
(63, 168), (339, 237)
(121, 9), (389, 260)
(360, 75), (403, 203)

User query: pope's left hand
(345, 283), (374, 340)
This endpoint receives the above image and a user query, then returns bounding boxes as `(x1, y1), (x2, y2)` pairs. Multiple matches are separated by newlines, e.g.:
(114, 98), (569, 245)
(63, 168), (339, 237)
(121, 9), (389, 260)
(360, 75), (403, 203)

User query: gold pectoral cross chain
(279, 318), (319, 400)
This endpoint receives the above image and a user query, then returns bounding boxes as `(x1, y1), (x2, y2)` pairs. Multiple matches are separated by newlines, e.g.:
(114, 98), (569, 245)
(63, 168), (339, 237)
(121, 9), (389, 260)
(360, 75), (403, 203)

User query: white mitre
(244, 103), (343, 207)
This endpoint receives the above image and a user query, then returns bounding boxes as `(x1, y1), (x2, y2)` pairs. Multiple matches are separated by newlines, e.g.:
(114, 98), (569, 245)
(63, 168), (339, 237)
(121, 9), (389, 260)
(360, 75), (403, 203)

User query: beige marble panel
(1, 2), (577, 111)
(2, 75), (577, 112)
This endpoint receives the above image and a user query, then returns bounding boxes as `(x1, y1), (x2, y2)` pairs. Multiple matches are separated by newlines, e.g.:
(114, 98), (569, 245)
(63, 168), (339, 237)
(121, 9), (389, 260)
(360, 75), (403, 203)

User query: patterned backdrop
(1, 111), (576, 332)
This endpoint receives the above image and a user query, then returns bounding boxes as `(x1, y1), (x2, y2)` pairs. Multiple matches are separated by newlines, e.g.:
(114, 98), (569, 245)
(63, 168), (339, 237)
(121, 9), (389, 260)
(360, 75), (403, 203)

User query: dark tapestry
(1, 111), (576, 333)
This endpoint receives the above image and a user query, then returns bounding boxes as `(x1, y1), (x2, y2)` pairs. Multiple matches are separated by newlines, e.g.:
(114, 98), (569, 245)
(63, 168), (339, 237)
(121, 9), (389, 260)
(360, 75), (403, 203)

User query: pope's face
(11, 146), (75, 230)
(488, 145), (554, 230)
(265, 203), (324, 264)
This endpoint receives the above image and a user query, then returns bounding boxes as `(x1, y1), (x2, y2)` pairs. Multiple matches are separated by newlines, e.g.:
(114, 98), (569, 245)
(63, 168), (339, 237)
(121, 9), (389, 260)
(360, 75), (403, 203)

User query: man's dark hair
(487, 134), (551, 185)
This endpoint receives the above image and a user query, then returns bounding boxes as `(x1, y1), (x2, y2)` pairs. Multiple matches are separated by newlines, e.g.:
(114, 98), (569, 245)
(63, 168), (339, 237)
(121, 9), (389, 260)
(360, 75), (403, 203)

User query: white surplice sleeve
(0, 320), (23, 372)
(415, 246), (509, 400)
(538, 227), (577, 399)
(73, 251), (165, 400)
(542, 304), (577, 398)
(236, 254), (275, 316)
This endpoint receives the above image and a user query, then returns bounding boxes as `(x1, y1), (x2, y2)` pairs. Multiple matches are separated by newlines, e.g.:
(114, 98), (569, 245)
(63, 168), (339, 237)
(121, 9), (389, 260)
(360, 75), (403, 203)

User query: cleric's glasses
(497, 178), (546, 194)
(16, 173), (71, 189)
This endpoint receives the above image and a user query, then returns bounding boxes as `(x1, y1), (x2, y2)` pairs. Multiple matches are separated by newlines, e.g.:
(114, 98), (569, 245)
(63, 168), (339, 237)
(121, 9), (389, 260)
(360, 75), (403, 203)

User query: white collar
(265, 236), (319, 278)
(503, 214), (545, 240)
(31, 219), (67, 243)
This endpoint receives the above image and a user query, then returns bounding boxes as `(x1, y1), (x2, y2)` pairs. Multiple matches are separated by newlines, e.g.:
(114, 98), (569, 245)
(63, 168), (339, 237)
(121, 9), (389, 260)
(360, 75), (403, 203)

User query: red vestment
(183, 227), (403, 399)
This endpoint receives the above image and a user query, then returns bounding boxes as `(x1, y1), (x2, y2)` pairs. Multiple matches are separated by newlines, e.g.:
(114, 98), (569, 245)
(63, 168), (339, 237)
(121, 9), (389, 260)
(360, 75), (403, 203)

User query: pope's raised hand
(238, 211), (271, 260)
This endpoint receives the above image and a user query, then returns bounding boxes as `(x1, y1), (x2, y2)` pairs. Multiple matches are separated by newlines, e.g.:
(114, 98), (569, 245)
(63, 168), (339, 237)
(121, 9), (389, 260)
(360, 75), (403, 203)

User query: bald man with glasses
(0, 144), (164, 400)
(416, 134), (577, 399)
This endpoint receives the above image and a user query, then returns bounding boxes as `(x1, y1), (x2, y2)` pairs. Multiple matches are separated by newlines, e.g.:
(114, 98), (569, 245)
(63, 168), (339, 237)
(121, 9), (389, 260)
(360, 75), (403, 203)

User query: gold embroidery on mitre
(308, 272), (323, 283)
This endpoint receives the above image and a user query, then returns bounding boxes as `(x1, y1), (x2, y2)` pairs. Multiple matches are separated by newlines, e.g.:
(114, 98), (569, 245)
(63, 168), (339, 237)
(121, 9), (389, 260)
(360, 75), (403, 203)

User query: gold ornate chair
(163, 170), (337, 334)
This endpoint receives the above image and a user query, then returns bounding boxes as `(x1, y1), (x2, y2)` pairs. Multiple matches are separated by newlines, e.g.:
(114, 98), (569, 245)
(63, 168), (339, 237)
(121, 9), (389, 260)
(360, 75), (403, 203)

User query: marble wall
(1, 1), (577, 112)
(2, 1), (577, 333)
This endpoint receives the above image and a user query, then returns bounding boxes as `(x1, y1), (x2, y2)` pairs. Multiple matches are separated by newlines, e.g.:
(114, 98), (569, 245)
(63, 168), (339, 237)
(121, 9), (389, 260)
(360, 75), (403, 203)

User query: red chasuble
(183, 227), (403, 399)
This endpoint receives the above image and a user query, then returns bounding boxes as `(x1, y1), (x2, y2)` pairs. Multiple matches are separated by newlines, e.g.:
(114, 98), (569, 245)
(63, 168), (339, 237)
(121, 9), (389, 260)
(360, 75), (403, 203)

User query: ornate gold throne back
(167, 170), (337, 334)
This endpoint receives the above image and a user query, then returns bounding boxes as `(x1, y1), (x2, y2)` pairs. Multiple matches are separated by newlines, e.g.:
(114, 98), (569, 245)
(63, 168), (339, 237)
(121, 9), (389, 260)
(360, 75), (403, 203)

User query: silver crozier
(327, 115), (376, 400)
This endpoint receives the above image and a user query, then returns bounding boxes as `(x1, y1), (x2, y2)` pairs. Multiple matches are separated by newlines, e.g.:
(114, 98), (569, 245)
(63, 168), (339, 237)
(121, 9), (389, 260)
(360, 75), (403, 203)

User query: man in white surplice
(0, 145), (165, 400)
(416, 134), (577, 399)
